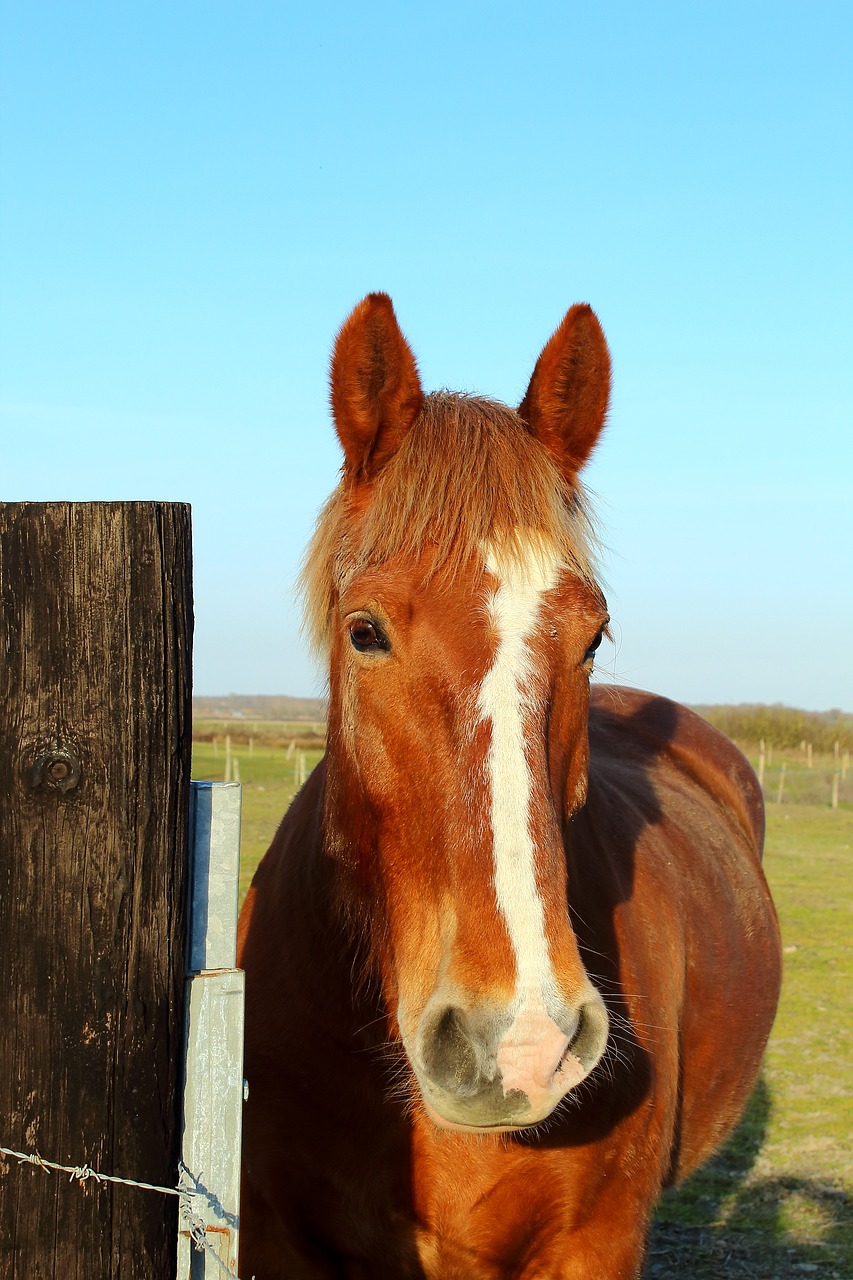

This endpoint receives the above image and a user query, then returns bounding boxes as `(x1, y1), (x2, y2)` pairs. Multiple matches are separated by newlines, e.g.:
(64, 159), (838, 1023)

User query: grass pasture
(191, 742), (852, 1277)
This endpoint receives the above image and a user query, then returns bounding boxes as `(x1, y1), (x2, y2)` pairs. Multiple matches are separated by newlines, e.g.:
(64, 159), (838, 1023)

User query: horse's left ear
(330, 293), (425, 482)
(518, 304), (611, 477)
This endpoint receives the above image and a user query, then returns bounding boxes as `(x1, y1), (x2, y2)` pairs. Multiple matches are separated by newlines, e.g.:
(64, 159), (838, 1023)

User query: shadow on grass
(645, 1075), (853, 1279)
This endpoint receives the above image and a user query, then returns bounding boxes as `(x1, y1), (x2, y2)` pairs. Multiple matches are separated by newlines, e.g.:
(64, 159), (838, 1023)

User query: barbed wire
(0, 1144), (241, 1280)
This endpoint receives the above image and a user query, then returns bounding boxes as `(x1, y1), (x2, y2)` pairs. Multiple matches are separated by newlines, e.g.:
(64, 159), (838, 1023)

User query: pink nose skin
(495, 1003), (585, 1108)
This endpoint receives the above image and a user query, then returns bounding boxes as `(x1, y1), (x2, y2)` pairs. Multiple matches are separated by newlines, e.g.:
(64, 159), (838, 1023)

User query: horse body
(237, 296), (781, 1278)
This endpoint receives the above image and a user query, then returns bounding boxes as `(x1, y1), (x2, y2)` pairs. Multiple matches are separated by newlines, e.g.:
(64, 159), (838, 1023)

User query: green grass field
(192, 745), (852, 1278)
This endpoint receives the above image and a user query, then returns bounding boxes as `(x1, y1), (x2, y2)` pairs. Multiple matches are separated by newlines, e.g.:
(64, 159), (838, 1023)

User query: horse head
(303, 293), (612, 1132)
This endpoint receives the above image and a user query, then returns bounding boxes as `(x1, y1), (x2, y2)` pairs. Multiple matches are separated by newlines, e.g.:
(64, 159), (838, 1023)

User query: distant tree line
(192, 693), (327, 722)
(695, 704), (853, 752)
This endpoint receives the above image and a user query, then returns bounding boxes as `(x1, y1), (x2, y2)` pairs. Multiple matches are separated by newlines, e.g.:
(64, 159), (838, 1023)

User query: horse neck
(261, 760), (387, 1052)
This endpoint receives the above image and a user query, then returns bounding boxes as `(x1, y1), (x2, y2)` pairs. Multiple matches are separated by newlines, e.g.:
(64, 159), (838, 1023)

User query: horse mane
(301, 391), (602, 653)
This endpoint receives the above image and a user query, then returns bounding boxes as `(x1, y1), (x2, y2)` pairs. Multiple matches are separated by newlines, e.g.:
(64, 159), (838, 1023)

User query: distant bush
(694, 704), (853, 752)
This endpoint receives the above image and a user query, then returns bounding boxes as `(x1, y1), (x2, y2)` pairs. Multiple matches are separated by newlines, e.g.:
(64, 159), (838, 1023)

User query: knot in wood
(27, 747), (82, 795)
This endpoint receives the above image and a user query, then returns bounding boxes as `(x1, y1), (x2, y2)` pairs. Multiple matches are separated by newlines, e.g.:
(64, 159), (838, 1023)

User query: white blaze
(477, 543), (560, 1015)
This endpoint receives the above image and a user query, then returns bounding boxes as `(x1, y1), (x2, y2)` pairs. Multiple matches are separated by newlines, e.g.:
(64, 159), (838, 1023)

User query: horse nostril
(421, 1006), (480, 1094)
(566, 999), (609, 1072)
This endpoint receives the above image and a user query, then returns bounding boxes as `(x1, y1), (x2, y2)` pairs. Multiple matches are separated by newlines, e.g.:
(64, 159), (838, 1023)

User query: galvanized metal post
(177, 782), (245, 1279)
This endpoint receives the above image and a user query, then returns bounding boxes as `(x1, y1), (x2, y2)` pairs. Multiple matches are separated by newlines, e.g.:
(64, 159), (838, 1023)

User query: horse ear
(330, 293), (425, 481)
(518, 304), (611, 478)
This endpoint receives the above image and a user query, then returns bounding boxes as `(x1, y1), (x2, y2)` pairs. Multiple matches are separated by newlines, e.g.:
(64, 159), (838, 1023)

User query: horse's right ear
(330, 293), (424, 482)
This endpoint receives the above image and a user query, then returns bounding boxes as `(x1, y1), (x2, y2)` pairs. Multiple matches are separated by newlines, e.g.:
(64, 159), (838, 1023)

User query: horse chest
(409, 1135), (612, 1280)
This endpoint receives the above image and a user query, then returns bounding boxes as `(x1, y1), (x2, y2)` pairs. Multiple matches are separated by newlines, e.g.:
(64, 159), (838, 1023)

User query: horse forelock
(300, 391), (602, 653)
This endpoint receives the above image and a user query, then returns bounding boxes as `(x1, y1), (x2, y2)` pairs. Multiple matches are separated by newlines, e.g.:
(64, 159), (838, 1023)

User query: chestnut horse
(237, 295), (781, 1279)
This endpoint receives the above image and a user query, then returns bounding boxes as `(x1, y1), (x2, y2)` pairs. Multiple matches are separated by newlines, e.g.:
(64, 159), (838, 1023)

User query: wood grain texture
(0, 503), (193, 1279)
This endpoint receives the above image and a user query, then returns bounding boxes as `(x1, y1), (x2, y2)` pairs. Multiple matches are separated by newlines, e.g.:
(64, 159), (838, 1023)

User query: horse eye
(349, 620), (388, 653)
(584, 629), (604, 665)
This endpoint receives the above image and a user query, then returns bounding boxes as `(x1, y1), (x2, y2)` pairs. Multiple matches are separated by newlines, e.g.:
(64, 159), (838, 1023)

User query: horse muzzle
(403, 988), (609, 1132)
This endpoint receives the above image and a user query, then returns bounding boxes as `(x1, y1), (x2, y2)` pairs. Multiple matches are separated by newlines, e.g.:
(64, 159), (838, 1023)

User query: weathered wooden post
(0, 502), (193, 1279)
(776, 760), (787, 805)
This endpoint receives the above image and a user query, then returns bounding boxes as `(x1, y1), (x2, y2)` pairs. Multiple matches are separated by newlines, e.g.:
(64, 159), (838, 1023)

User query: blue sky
(2, 1), (851, 709)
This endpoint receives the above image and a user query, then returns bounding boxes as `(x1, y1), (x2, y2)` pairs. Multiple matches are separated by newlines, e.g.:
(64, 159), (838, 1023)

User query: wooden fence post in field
(0, 503), (193, 1279)
(831, 771), (840, 810)
(776, 761), (787, 805)
(758, 739), (766, 788)
(807, 742), (813, 769)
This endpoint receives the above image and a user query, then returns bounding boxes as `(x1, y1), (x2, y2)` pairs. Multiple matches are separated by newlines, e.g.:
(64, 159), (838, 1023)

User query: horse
(236, 294), (782, 1279)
